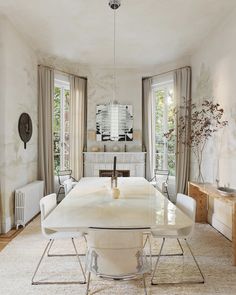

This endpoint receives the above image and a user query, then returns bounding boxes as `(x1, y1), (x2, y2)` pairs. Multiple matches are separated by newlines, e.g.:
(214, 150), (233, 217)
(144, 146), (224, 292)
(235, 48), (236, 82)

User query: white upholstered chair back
(176, 193), (196, 237)
(64, 178), (73, 195)
(176, 193), (196, 220)
(86, 230), (147, 277)
(40, 193), (57, 237)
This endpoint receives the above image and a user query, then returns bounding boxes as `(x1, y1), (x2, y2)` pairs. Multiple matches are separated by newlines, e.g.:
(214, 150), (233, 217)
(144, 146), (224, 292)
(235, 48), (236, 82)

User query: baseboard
(212, 214), (232, 241)
(1, 217), (13, 234)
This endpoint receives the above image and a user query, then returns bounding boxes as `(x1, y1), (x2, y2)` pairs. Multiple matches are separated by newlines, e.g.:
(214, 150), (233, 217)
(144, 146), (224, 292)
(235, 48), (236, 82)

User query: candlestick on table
(113, 156), (117, 177)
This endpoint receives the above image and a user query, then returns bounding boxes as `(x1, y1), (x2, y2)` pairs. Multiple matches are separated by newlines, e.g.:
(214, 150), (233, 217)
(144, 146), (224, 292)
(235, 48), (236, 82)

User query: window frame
(152, 77), (175, 175)
(54, 76), (70, 172)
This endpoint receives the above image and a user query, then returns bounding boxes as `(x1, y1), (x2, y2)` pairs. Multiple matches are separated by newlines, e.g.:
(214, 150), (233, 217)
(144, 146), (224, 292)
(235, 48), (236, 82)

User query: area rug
(0, 216), (235, 295)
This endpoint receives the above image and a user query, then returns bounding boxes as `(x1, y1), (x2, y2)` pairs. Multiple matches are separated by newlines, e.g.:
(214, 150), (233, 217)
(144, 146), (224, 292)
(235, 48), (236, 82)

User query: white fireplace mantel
(83, 152), (146, 177)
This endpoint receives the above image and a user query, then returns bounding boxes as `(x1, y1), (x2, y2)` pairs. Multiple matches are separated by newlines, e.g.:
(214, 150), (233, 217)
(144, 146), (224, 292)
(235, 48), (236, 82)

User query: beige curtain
(142, 78), (156, 180)
(174, 67), (191, 194)
(38, 65), (54, 194)
(69, 76), (87, 180)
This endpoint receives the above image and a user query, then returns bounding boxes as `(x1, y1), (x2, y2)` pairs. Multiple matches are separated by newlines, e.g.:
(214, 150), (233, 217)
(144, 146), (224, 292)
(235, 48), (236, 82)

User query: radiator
(15, 180), (44, 229)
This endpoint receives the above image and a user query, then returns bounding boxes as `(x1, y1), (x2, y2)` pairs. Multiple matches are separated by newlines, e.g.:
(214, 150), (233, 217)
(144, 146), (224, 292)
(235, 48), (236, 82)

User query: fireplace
(99, 170), (130, 177)
(83, 152), (146, 177)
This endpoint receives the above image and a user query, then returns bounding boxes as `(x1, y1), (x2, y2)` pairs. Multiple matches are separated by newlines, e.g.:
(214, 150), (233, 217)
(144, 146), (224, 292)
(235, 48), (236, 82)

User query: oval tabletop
(43, 177), (193, 232)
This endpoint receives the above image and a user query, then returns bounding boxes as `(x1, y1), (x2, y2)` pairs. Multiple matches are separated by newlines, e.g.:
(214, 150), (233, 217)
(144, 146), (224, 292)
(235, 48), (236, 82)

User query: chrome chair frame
(143, 234), (184, 270)
(32, 193), (86, 285)
(86, 267), (147, 295)
(150, 193), (205, 285)
(151, 237), (205, 285)
(85, 229), (150, 295)
(46, 235), (87, 258)
(32, 238), (86, 285)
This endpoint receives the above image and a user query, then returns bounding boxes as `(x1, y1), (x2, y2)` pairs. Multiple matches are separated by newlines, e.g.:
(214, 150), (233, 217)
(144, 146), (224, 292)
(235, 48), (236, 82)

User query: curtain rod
(38, 64), (87, 80)
(142, 65), (191, 80)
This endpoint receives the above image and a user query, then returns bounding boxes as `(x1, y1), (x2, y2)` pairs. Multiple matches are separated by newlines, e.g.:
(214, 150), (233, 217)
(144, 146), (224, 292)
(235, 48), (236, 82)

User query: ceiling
(0, 0), (235, 68)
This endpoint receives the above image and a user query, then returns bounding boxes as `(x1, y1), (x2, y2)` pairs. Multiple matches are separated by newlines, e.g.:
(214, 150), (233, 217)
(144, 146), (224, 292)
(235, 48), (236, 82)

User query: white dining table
(43, 177), (193, 232)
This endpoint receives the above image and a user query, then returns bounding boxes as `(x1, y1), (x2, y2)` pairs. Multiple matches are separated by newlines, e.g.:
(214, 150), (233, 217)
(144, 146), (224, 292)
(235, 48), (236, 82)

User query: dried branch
(164, 98), (228, 182)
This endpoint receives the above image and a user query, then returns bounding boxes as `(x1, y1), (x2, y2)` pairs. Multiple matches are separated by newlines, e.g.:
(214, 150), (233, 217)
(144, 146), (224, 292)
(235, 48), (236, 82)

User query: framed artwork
(96, 103), (133, 141)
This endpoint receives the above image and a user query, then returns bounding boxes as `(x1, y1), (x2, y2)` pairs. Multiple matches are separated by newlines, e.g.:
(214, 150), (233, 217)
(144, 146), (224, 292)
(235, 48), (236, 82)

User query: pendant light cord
(113, 8), (116, 103)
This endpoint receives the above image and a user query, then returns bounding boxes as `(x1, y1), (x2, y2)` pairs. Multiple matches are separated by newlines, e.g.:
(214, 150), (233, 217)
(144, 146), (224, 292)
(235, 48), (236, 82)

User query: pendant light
(109, 0), (121, 103)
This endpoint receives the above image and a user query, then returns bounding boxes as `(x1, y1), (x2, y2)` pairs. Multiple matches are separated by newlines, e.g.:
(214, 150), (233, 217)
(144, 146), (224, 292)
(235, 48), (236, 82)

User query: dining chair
(57, 169), (77, 202)
(85, 229), (150, 295)
(64, 178), (74, 195)
(151, 193), (205, 285)
(31, 193), (86, 285)
(150, 169), (170, 200)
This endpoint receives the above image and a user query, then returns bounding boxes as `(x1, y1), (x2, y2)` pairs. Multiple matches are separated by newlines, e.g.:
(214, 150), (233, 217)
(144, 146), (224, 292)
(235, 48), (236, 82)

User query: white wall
(2, 3), (235, 233)
(84, 66), (142, 152)
(0, 17), (38, 233)
(191, 9), (236, 188)
(38, 53), (144, 152)
(38, 52), (190, 153)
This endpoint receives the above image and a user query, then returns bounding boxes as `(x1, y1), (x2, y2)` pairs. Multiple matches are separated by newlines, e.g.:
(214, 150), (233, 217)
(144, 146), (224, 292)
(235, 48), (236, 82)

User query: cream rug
(0, 216), (235, 295)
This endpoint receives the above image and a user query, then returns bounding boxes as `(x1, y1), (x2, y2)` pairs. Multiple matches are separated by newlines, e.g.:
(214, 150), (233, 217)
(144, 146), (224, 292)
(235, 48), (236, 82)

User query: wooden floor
(0, 214), (40, 251)
(0, 228), (23, 251)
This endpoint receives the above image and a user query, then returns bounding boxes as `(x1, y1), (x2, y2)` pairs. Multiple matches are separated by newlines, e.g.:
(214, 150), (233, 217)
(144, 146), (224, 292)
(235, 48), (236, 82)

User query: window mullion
(153, 88), (158, 171)
(60, 86), (65, 170)
(163, 87), (168, 170)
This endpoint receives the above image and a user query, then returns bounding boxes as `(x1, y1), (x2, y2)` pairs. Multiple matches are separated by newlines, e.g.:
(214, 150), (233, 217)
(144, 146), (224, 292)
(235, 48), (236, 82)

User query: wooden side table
(188, 182), (208, 223)
(188, 181), (236, 266)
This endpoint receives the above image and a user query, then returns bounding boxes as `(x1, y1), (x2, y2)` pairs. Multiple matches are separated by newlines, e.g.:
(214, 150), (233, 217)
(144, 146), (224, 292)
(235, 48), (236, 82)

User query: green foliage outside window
(53, 86), (70, 174)
(155, 88), (175, 176)
(54, 87), (61, 174)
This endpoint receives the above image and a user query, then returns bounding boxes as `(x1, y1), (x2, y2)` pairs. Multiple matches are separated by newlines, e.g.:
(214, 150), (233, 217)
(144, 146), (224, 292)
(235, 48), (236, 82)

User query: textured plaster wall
(38, 53), (143, 152)
(38, 52), (190, 153)
(0, 17), (189, 233)
(0, 17), (38, 233)
(85, 67), (142, 152)
(191, 9), (236, 188)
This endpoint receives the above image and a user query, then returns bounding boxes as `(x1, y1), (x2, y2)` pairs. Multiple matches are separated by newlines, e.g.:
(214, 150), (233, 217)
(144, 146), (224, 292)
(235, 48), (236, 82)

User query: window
(53, 75), (70, 173)
(152, 78), (175, 176)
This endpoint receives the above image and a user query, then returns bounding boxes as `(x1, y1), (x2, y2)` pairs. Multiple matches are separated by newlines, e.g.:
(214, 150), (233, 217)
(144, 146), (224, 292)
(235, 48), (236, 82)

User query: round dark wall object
(109, 0), (121, 10)
(18, 113), (33, 149)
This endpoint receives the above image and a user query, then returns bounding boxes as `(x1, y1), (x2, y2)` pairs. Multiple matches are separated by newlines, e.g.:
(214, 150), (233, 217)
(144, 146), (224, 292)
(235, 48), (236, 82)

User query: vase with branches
(164, 99), (228, 183)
